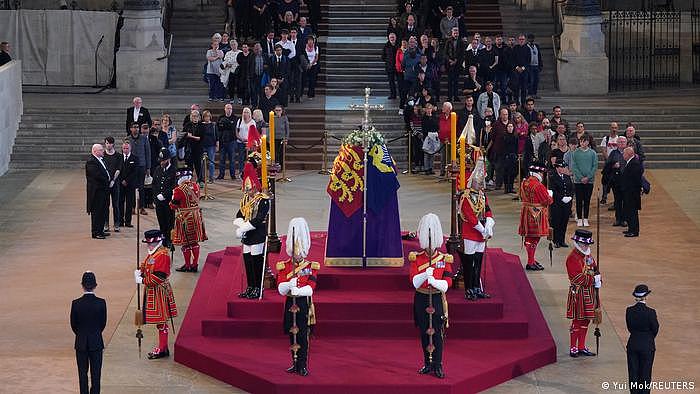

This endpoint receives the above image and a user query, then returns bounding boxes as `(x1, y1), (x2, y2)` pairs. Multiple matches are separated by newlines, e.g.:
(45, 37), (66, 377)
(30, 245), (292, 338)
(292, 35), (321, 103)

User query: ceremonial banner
(326, 138), (403, 267)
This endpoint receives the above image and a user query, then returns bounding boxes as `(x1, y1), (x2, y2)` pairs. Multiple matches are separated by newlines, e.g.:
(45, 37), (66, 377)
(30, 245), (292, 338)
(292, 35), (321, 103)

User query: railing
(156, 33), (173, 88)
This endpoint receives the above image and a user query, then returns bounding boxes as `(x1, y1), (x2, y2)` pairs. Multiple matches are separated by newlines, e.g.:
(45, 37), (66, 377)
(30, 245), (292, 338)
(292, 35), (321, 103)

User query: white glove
(134, 269), (143, 284)
(233, 217), (245, 228)
(562, 196), (572, 204)
(291, 286), (300, 296)
(412, 272), (429, 289)
(594, 274), (602, 289)
(428, 276), (449, 292)
(474, 222), (486, 236)
(485, 217), (495, 232)
(547, 189), (554, 198)
(238, 221), (255, 232)
(235, 227), (245, 238)
(109, 180), (115, 188)
(290, 277), (298, 287)
(425, 267), (434, 278)
(295, 285), (313, 297)
(277, 281), (293, 296)
(157, 193), (165, 201)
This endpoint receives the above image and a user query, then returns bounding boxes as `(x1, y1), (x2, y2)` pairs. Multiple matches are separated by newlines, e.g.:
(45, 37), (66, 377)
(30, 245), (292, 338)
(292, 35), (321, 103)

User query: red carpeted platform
(174, 232), (556, 394)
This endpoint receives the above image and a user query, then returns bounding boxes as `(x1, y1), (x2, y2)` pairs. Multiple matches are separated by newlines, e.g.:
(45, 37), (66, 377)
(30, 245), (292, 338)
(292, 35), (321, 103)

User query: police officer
(152, 147), (176, 248)
(548, 158), (573, 248)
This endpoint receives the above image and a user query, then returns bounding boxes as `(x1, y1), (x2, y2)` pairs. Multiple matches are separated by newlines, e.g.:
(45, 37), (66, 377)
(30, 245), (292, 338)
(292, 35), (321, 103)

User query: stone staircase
(320, 0), (407, 166)
(463, 0), (504, 36)
(167, 5), (226, 92)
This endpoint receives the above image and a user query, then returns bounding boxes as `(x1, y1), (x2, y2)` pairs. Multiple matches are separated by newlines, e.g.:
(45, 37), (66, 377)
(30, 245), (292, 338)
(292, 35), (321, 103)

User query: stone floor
(0, 168), (698, 393)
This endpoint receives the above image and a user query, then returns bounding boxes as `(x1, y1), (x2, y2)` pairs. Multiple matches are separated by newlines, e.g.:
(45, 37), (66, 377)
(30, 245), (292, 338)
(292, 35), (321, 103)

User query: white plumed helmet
(286, 217), (311, 258)
(417, 213), (443, 250)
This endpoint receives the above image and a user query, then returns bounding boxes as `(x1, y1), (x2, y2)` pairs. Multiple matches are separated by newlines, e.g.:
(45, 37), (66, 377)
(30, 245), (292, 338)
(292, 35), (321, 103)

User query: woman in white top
(236, 107), (257, 175)
(300, 36), (320, 98)
(220, 40), (242, 103)
(206, 40), (225, 101)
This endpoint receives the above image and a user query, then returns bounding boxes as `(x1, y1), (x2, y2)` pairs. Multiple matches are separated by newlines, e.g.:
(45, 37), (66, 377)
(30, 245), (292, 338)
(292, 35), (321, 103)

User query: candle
(459, 136), (466, 190)
(450, 112), (457, 164)
(268, 110), (275, 163)
(261, 135), (269, 191)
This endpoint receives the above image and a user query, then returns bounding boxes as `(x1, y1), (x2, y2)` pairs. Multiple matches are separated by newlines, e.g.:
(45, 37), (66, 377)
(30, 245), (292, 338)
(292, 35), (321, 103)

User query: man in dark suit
(626, 284), (659, 394)
(445, 27), (465, 103)
(125, 96), (152, 134)
(152, 148), (177, 247)
(549, 159), (574, 247)
(621, 147), (642, 237)
(119, 139), (139, 228)
(86, 144), (111, 239)
(70, 271), (107, 394)
(261, 30), (277, 59)
(512, 34), (531, 106)
(268, 44), (290, 106)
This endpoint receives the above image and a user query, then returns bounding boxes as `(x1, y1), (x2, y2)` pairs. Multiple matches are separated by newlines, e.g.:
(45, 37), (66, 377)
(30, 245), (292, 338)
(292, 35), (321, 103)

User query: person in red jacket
(276, 217), (318, 376)
(518, 160), (553, 271)
(566, 229), (601, 358)
(458, 157), (495, 300)
(409, 213), (453, 379)
(134, 229), (178, 359)
(170, 167), (207, 272)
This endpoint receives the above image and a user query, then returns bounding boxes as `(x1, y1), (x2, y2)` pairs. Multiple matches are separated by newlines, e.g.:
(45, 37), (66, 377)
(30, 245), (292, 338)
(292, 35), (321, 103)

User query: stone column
(556, 0), (609, 94)
(116, 0), (167, 91)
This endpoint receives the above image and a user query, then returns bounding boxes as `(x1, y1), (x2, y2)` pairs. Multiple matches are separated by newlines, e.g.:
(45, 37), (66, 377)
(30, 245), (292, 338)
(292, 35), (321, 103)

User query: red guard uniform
(140, 245), (178, 357)
(458, 190), (494, 299)
(409, 251), (453, 371)
(276, 259), (319, 374)
(170, 180), (207, 271)
(518, 175), (553, 267)
(566, 248), (598, 355)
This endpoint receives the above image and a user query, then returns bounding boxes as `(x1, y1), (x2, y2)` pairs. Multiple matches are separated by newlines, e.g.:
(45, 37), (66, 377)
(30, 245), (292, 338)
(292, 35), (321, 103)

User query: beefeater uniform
(566, 233), (599, 357)
(518, 170), (553, 269)
(170, 170), (207, 272)
(137, 233), (178, 359)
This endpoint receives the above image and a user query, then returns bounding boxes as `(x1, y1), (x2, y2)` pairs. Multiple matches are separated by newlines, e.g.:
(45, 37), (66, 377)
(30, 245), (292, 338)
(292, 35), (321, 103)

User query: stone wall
(0, 61), (23, 176)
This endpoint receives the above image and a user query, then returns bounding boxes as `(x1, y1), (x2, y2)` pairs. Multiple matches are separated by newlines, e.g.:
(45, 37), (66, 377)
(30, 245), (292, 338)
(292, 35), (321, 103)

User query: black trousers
(90, 189), (108, 236)
(459, 251), (484, 291)
(242, 252), (263, 290)
(386, 70), (398, 98)
(155, 201), (174, 246)
(627, 348), (654, 394)
(574, 183), (594, 219)
(550, 202), (571, 245)
(103, 184), (120, 229)
(276, 139), (285, 168)
(413, 292), (445, 367)
(624, 196), (640, 235)
(135, 166), (145, 209)
(284, 295), (310, 367)
(120, 185), (136, 226)
(613, 184), (625, 224)
(502, 154), (517, 192)
(76, 349), (102, 394)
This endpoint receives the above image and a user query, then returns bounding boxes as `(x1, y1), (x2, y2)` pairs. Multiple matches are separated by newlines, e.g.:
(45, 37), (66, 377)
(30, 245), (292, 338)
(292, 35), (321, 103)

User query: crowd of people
(85, 95), (291, 239)
(378, 2), (646, 237)
(204, 0), (320, 105)
(383, 2), (543, 113)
